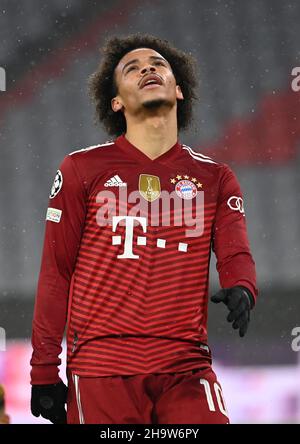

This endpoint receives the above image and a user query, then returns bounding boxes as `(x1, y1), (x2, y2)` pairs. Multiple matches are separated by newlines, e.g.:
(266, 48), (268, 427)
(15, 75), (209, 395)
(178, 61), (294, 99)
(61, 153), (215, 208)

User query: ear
(111, 96), (124, 113)
(176, 85), (184, 100)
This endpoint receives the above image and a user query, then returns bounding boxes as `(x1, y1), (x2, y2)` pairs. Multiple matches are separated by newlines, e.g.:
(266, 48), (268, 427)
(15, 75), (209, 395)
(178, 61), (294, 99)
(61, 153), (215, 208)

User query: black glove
(210, 286), (254, 337)
(31, 381), (68, 424)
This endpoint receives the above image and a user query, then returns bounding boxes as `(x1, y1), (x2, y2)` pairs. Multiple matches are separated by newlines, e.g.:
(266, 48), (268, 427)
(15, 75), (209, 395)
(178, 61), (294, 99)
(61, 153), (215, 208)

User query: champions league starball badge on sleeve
(49, 169), (63, 199)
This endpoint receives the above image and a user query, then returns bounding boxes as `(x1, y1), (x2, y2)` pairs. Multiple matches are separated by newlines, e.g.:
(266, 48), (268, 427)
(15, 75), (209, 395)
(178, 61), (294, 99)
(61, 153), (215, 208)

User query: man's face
(112, 47), (184, 116)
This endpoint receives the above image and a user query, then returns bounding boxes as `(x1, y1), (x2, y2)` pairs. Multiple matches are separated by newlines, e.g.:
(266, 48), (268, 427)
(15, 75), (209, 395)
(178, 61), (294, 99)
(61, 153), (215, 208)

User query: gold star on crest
(197, 182), (203, 188)
(170, 178), (176, 184)
(176, 175), (182, 180)
(184, 175), (189, 179)
(191, 177), (197, 183)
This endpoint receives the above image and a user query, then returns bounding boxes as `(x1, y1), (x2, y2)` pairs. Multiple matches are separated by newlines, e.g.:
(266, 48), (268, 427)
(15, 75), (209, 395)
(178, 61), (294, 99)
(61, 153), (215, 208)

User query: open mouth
(142, 82), (162, 89)
(140, 75), (163, 89)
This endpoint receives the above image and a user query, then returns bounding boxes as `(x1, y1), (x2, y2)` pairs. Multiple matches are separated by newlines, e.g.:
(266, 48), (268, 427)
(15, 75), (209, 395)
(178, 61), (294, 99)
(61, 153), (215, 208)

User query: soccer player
(30, 34), (258, 424)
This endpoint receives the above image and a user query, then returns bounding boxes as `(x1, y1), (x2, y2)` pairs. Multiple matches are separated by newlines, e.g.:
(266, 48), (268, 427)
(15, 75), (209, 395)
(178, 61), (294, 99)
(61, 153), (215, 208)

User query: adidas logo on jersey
(104, 175), (127, 187)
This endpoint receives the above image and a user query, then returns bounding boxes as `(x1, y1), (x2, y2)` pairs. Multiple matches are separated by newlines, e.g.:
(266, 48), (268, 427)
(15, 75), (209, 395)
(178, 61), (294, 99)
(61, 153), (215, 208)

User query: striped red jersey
(30, 135), (258, 384)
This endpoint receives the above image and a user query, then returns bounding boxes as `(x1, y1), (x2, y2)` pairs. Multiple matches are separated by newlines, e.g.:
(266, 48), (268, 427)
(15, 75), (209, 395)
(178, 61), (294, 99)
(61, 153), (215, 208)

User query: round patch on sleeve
(49, 169), (63, 199)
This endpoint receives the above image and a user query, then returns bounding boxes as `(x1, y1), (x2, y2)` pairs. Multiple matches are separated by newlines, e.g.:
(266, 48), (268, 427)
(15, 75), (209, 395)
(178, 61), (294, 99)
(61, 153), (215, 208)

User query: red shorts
(67, 366), (229, 424)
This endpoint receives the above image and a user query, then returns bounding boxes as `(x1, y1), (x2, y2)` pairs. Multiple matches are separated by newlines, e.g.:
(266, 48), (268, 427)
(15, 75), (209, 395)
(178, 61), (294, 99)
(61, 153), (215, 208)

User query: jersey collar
(115, 134), (182, 165)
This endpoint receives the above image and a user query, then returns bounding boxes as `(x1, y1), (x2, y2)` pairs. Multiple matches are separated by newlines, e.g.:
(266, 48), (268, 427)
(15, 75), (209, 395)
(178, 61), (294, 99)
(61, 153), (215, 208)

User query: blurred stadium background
(0, 0), (300, 423)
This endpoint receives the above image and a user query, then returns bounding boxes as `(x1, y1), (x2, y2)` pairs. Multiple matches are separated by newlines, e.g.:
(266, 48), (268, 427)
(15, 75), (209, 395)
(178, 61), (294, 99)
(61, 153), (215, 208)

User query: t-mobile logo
(112, 216), (188, 259)
(0, 67), (6, 92)
(112, 216), (147, 259)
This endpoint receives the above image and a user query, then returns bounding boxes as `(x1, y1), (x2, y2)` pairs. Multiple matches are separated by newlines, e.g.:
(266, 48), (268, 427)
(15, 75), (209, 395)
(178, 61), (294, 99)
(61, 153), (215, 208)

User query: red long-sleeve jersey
(30, 134), (258, 384)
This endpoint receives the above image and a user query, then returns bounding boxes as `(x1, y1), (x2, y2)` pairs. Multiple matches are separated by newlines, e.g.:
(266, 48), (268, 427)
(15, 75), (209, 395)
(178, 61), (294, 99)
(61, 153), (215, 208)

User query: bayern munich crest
(170, 174), (203, 200)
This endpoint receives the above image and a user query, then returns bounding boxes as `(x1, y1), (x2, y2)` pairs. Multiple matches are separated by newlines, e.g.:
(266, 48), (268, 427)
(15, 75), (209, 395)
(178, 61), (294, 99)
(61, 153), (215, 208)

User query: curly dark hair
(88, 33), (199, 137)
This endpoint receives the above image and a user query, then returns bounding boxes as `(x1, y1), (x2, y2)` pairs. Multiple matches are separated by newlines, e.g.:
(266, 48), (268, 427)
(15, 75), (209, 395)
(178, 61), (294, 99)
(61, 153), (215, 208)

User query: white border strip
(182, 144), (214, 160)
(182, 145), (217, 164)
(69, 141), (114, 156)
(73, 373), (85, 424)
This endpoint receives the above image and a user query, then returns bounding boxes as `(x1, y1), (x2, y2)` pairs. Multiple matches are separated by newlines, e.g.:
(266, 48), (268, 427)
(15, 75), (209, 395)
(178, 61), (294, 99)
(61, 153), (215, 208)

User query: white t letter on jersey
(112, 216), (147, 259)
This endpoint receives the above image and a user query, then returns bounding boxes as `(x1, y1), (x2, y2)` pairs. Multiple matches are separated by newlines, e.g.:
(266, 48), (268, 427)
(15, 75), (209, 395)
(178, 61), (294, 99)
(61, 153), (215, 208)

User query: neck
(124, 106), (178, 160)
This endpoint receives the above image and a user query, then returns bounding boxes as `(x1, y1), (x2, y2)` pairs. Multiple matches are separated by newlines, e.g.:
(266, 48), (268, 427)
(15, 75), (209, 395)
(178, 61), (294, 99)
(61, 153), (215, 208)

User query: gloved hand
(210, 286), (254, 337)
(31, 380), (68, 424)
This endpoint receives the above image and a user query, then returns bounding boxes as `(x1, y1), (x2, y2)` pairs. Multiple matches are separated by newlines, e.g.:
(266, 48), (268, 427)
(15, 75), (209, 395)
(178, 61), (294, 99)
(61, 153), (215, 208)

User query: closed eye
(126, 65), (138, 73)
(126, 61), (167, 74)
